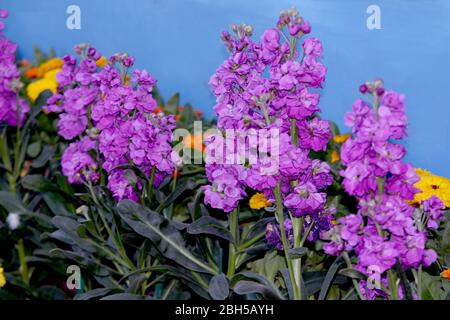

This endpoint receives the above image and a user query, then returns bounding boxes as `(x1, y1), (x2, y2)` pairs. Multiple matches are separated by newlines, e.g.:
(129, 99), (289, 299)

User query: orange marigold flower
(37, 58), (64, 78)
(25, 67), (38, 79)
(331, 150), (340, 163)
(96, 56), (108, 68)
(333, 133), (351, 144)
(441, 269), (450, 280)
(249, 193), (271, 210)
(183, 133), (205, 152)
(153, 107), (164, 114)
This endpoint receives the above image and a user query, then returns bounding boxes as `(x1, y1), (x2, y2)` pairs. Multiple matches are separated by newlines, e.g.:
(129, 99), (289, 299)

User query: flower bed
(0, 7), (449, 301)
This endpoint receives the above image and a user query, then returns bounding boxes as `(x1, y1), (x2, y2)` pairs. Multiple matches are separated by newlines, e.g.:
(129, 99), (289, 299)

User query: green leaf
(74, 288), (121, 300)
(156, 178), (197, 212)
(117, 200), (216, 274)
(288, 247), (308, 259)
(338, 268), (367, 280)
(187, 216), (233, 242)
(208, 273), (229, 300)
(318, 256), (344, 300)
(180, 103), (195, 124)
(21, 174), (55, 192)
(421, 272), (448, 300)
(165, 92), (180, 114)
(0, 190), (29, 213)
(26, 141), (41, 158)
(31, 145), (55, 168)
(232, 272), (284, 300)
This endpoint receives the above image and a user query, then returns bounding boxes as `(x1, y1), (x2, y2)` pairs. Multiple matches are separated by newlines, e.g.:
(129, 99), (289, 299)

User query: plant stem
(18, 238), (29, 284)
(237, 231), (265, 251)
(227, 208), (239, 278)
(167, 168), (178, 219)
(290, 119), (298, 146)
(147, 165), (156, 201)
(417, 265), (422, 300)
(342, 252), (365, 300)
(87, 182), (135, 270)
(388, 270), (398, 300)
(292, 216), (304, 300)
(274, 182), (299, 300)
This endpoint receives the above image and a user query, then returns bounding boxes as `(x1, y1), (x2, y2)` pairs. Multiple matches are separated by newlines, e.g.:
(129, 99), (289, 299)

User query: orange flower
(20, 59), (30, 67)
(194, 110), (203, 118)
(175, 114), (181, 121)
(153, 107), (164, 114)
(25, 67), (39, 79)
(333, 133), (351, 144)
(441, 269), (450, 280)
(177, 106), (184, 112)
(331, 150), (340, 163)
(37, 58), (64, 78)
(96, 56), (108, 68)
(183, 133), (205, 152)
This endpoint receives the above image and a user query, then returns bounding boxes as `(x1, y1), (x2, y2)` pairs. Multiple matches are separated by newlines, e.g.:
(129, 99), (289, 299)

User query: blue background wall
(2, 0), (449, 176)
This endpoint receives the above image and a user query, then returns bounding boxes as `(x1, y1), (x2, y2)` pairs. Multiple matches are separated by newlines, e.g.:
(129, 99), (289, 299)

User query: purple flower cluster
(322, 81), (439, 299)
(265, 219), (293, 250)
(205, 9), (334, 249)
(204, 9), (334, 248)
(47, 45), (177, 201)
(0, 10), (29, 127)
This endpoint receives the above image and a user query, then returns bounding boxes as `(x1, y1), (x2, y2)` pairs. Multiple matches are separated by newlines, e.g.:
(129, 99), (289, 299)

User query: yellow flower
(43, 68), (61, 81)
(96, 56), (108, 68)
(37, 58), (64, 78)
(0, 265), (6, 288)
(249, 193), (271, 210)
(412, 168), (450, 208)
(26, 78), (58, 102)
(333, 133), (351, 144)
(331, 150), (340, 163)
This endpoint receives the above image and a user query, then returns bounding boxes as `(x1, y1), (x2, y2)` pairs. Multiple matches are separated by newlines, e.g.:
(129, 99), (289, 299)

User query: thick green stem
(167, 168), (178, 219)
(417, 265), (422, 300)
(147, 166), (156, 201)
(388, 270), (398, 300)
(290, 119), (298, 146)
(18, 239), (29, 284)
(274, 183), (299, 300)
(227, 208), (239, 278)
(292, 217), (304, 300)
(237, 231), (265, 251)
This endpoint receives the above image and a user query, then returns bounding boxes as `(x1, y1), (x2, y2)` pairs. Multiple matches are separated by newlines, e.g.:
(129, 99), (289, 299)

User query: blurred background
(2, 0), (449, 176)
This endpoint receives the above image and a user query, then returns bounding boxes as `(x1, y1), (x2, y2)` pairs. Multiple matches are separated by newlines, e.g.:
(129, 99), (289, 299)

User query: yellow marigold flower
(333, 133), (351, 144)
(331, 150), (340, 163)
(96, 56), (108, 68)
(412, 168), (450, 208)
(249, 193), (271, 210)
(441, 269), (450, 280)
(43, 68), (61, 81)
(37, 58), (64, 78)
(27, 78), (58, 102)
(0, 265), (6, 288)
